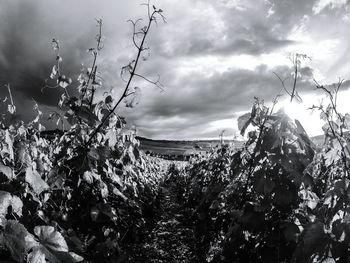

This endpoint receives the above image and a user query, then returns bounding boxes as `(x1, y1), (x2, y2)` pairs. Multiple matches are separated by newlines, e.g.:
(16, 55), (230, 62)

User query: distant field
(138, 134), (330, 158)
(137, 136), (245, 157)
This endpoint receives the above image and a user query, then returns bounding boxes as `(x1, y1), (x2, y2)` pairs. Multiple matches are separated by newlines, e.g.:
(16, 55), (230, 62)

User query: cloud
(0, 0), (349, 139)
(120, 64), (315, 139)
(147, 0), (318, 59)
(313, 0), (349, 14)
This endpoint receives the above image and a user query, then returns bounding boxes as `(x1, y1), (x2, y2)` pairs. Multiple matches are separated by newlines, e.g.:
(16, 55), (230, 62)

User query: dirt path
(126, 182), (196, 263)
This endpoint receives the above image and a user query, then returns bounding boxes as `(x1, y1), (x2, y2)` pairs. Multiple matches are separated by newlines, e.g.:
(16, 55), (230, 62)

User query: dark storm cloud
(0, 0), (142, 107)
(0, 1), (87, 106)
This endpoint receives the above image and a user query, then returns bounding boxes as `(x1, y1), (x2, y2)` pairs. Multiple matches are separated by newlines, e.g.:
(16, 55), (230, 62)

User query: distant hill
(136, 136), (244, 158)
(310, 131), (350, 148)
(311, 134), (325, 147)
(137, 133), (348, 159)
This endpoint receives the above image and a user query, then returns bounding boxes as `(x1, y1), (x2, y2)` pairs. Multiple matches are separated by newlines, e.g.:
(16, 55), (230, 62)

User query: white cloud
(313, 0), (348, 14)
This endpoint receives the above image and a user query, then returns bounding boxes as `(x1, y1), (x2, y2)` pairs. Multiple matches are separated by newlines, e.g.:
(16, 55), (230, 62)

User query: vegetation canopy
(0, 1), (349, 263)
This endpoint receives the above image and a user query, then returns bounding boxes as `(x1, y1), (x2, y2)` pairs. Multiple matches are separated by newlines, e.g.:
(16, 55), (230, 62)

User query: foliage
(0, 2), (169, 262)
(1, 1), (350, 262)
(169, 91), (350, 262)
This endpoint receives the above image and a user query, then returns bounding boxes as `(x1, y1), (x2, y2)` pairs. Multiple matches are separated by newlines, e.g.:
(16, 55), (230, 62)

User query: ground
(126, 181), (197, 263)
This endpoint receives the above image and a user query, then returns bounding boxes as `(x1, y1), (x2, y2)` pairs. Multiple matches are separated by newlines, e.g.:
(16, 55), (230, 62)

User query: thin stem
(81, 19), (103, 105)
(291, 56), (298, 102)
(7, 84), (14, 107)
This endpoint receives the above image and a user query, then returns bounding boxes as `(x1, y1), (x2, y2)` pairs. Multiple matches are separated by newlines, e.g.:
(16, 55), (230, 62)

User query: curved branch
(273, 71), (292, 96)
(133, 73), (164, 92)
(127, 19), (143, 49)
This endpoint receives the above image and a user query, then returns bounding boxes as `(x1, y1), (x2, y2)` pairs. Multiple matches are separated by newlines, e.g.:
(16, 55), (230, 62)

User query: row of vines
(169, 90), (350, 262)
(0, 2), (172, 263)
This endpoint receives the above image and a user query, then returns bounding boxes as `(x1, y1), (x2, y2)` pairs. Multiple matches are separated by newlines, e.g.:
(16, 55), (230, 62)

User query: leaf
(0, 191), (12, 222)
(74, 106), (99, 126)
(27, 248), (75, 263)
(112, 187), (128, 201)
(82, 170), (100, 184)
(105, 95), (113, 104)
(344, 113), (350, 129)
(100, 182), (109, 199)
(27, 226), (76, 263)
(5, 130), (14, 161)
(7, 104), (16, 115)
(320, 111), (327, 121)
(51, 39), (59, 50)
(3, 220), (29, 263)
(82, 171), (93, 184)
(0, 191), (23, 224)
(57, 75), (72, 89)
(237, 112), (251, 136)
(299, 189), (319, 210)
(27, 249), (46, 263)
(25, 167), (49, 195)
(0, 162), (14, 180)
(34, 226), (68, 252)
(69, 252), (84, 262)
(50, 65), (58, 79)
(10, 195), (23, 217)
(124, 87), (141, 108)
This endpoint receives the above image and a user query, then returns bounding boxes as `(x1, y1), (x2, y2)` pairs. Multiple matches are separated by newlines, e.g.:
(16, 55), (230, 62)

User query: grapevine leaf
(74, 106), (99, 126)
(237, 112), (251, 136)
(112, 187), (128, 201)
(27, 249), (46, 263)
(5, 130), (14, 161)
(50, 65), (58, 79)
(7, 104), (16, 115)
(25, 167), (49, 195)
(299, 189), (319, 210)
(105, 95), (113, 104)
(27, 247), (75, 263)
(27, 226), (76, 263)
(0, 162), (14, 180)
(34, 226), (68, 252)
(3, 220), (29, 263)
(57, 75), (72, 89)
(100, 182), (109, 199)
(0, 191), (12, 223)
(124, 87), (141, 108)
(344, 113), (350, 129)
(0, 191), (23, 225)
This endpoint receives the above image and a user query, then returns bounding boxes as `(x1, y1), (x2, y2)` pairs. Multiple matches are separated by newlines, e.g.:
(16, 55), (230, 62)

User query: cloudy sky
(0, 0), (350, 139)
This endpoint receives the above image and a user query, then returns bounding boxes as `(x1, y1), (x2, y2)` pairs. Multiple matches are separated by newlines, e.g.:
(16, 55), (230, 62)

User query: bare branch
(134, 73), (164, 92)
(81, 18), (104, 105)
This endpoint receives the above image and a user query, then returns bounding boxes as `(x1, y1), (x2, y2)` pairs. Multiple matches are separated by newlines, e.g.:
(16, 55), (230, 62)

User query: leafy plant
(0, 2), (169, 262)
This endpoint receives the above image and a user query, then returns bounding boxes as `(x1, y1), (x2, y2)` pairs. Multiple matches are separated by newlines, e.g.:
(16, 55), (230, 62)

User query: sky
(0, 0), (350, 139)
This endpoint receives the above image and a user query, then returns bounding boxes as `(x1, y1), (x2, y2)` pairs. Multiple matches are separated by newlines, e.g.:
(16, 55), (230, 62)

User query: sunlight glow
(278, 96), (323, 136)
(277, 88), (350, 136)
